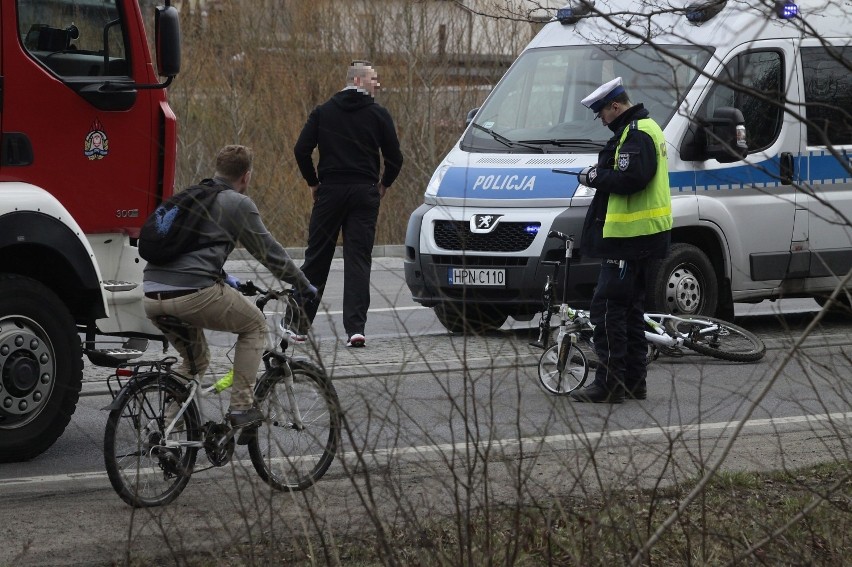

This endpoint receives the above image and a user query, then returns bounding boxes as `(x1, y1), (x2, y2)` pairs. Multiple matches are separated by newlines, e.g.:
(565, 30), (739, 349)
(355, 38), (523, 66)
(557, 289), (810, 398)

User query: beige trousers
(143, 282), (267, 410)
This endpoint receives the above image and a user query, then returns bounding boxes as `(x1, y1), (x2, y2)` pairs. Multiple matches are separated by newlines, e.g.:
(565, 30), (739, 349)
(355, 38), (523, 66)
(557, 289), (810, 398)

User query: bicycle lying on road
(530, 231), (766, 395)
(102, 281), (341, 507)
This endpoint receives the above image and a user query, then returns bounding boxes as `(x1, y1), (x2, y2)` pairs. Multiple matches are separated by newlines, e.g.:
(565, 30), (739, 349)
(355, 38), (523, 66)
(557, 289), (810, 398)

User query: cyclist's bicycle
(102, 281), (340, 507)
(530, 231), (766, 395)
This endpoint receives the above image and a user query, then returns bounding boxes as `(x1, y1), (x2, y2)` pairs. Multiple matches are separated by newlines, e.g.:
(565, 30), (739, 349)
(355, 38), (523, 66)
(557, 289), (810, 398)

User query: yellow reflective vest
(604, 119), (673, 238)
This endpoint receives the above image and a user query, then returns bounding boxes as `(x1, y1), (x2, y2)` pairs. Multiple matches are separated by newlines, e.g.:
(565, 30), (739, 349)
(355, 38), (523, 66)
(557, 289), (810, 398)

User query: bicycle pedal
(236, 429), (256, 445)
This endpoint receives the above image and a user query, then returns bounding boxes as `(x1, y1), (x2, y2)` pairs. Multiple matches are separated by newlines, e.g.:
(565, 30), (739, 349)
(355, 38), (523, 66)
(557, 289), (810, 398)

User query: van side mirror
(706, 107), (747, 163)
(155, 6), (181, 77)
(679, 107), (747, 163)
(465, 107), (479, 126)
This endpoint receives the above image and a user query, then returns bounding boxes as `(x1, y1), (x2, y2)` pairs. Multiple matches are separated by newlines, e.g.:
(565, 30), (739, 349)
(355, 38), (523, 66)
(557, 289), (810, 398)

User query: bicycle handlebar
(237, 280), (288, 311)
(547, 230), (574, 242)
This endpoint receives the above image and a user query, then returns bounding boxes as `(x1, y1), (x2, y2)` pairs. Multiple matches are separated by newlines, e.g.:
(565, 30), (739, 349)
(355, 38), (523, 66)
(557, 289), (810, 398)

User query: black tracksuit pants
(300, 183), (380, 338)
(589, 259), (648, 391)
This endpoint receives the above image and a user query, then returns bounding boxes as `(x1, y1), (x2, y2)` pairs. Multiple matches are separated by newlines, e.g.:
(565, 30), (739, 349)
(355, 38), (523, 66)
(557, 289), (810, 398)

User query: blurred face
(597, 101), (622, 127)
(357, 67), (381, 96)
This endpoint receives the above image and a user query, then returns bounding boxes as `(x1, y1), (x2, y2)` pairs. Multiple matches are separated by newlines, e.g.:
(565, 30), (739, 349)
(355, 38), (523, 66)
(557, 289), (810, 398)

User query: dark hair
(215, 145), (253, 180)
(611, 92), (631, 106)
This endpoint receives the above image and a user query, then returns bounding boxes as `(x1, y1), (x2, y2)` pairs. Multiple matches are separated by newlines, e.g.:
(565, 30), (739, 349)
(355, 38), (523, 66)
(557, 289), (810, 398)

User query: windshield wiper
(518, 138), (606, 149)
(471, 123), (544, 152)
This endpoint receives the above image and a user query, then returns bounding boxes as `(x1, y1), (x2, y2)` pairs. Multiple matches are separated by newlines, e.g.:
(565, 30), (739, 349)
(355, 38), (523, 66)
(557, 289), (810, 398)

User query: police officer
(570, 77), (673, 403)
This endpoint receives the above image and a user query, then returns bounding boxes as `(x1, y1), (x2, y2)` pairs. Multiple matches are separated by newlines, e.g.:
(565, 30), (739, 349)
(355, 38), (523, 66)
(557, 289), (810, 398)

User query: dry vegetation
(168, 0), (531, 247)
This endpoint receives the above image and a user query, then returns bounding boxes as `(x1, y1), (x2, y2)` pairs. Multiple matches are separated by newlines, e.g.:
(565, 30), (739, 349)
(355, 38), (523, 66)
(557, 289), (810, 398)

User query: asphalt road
(1, 257), (850, 566)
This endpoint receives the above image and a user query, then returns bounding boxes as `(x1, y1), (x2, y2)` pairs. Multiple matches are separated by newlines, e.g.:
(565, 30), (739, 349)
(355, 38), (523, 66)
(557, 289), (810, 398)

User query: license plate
(448, 268), (506, 287)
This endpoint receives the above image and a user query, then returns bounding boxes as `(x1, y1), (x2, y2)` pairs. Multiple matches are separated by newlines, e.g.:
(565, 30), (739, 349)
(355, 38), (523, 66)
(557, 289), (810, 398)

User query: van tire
(434, 303), (507, 334)
(646, 243), (718, 317)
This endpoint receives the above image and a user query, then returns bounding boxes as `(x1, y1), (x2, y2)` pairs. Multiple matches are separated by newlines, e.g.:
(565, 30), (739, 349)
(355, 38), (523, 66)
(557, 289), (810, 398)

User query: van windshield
(462, 45), (712, 153)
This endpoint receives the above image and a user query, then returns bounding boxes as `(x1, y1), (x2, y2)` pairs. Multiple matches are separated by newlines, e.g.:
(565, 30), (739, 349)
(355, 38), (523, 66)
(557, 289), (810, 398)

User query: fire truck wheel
(0, 274), (83, 462)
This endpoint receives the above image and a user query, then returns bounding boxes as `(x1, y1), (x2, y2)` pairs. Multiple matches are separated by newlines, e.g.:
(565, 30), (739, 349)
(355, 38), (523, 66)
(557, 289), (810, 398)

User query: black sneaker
(624, 382), (647, 400)
(228, 407), (264, 428)
(569, 382), (624, 404)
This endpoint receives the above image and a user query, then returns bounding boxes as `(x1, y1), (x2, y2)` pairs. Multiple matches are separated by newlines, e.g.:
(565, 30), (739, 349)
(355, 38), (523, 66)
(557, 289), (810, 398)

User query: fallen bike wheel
(538, 341), (589, 395)
(249, 359), (340, 491)
(103, 373), (200, 507)
(673, 315), (766, 363)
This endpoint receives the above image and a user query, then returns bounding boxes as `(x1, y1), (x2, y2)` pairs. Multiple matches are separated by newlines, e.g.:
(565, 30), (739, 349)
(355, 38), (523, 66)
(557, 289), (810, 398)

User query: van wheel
(646, 243), (718, 317)
(434, 303), (507, 334)
(815, 293), (851, 315)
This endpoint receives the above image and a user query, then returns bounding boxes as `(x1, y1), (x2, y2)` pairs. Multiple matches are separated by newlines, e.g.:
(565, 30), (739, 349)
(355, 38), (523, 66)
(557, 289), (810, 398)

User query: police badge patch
(618, 153), (630, 170)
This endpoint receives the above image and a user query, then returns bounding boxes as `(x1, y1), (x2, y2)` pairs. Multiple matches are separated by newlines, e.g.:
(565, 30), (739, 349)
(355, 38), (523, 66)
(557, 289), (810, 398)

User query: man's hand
(293, 283), (318, 305)
(378, 183), (388, 199)
(225, 274), (241, 289)
(578, 166), (598, 187)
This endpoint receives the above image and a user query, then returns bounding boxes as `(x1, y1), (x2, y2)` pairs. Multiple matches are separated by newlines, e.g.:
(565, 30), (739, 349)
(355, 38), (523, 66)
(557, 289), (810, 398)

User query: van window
(699, 50), (783, 152)
(461, 45), (712, 153)
(802, 46), (852, 146)
(17, 0), (130, 78)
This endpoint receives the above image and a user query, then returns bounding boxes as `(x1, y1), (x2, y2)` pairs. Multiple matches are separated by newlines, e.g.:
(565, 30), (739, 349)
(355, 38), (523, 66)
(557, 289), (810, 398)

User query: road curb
(230, 244), (406, 261)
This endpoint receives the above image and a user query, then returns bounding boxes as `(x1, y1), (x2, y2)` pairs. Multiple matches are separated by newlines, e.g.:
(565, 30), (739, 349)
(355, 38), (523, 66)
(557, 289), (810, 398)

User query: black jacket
(294, 88), (403, 187)
(580, 104), (671, 261)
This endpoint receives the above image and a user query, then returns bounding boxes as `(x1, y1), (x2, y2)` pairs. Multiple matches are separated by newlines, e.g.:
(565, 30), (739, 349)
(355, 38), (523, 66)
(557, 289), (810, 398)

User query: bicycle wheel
(103, 373), (200, 507)
(249, 359), (340, 491)
(538, 338), (588, 395)
(670, 315), (766, 362)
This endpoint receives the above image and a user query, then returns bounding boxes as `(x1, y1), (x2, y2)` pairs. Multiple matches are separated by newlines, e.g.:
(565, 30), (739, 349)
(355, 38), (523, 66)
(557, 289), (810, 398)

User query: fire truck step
(103, 280), (138, 292)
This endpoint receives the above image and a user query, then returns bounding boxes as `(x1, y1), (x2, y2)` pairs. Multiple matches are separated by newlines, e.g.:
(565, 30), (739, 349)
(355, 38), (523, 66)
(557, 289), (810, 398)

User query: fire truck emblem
(470, 214), (503, 233)
(84, 119), (109, 160)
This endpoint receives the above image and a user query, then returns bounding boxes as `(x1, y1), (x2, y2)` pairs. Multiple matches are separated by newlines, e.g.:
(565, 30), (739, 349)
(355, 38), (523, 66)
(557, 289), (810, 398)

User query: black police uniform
(574, 103), (671, 403)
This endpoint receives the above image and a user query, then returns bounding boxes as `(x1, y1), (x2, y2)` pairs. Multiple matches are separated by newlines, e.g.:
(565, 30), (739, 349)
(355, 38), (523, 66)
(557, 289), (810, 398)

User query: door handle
(780, 152), (794, 185)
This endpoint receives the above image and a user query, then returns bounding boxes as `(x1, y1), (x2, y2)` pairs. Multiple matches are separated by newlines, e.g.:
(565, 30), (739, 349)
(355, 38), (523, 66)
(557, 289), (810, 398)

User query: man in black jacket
(569, 77), (673, 404)
(292, 60), (403, 348)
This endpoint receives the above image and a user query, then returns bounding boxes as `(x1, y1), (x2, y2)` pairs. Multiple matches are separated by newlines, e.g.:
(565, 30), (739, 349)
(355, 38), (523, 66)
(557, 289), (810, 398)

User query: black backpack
(138, 178), (228, 264)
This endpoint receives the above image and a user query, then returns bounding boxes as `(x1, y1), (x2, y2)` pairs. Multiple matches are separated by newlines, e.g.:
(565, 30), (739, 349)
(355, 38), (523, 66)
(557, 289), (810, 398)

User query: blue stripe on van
(436, 151), (850, 199)
(438, 167), (580, 199)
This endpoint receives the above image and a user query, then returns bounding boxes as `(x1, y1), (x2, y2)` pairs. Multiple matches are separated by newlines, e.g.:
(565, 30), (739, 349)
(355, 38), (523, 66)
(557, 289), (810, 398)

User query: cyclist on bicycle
(143, 144), (317, 428)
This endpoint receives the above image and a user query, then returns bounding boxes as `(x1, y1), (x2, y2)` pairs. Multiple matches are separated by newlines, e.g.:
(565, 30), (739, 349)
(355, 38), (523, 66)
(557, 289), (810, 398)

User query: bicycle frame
(532, 231), (721, 356)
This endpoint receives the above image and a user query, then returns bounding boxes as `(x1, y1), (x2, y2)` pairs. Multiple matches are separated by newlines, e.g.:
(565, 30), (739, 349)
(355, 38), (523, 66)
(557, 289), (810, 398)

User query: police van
(404, 0), (851, 332)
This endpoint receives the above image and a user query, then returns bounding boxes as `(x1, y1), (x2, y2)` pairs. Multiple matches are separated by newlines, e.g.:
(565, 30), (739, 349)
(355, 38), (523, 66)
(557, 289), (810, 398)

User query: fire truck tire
(0, 274), (83, 462)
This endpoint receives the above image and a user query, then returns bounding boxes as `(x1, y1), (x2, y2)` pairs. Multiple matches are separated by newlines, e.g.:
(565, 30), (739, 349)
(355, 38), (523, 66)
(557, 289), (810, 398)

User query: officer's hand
(225, 274), (241, 289)
(578, 166), (598, 187)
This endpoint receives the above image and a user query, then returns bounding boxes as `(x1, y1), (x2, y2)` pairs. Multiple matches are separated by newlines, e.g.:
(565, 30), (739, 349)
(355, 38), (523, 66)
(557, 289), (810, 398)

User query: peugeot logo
(470, 214), (503, 234)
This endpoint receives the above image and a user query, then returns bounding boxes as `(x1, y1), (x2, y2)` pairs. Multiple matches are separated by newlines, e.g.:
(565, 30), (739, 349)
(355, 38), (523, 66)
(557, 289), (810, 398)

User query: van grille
(433, 221), (540, 252)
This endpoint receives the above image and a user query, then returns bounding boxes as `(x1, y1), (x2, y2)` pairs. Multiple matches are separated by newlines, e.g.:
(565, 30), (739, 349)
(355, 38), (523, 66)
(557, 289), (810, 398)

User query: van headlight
(574, 184), (597, 197)
(425, 164), (450, 197)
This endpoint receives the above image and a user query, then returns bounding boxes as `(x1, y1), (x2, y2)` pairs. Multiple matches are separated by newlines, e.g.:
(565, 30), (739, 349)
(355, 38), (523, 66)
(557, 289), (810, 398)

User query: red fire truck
(0, 0), (180, 461)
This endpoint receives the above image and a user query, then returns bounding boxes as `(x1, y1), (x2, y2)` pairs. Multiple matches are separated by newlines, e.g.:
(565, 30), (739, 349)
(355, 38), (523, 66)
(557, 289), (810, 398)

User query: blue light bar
(684, 1), (726, 24)
(557, 7), (576, 23)
(557, 1), (595, 25)
(524, 225), (540, 235)
(775, 1), (799, 19)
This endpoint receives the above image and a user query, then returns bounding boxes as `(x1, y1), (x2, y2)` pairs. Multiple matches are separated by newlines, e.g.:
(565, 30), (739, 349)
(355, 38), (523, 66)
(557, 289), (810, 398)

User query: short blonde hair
(215, 145), (253, 181)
